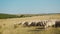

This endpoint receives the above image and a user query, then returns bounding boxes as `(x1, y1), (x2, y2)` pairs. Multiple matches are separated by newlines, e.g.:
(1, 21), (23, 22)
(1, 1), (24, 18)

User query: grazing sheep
(20, 20), (60, 29)
(44, 22), (51, 28)
(51, 21), (55, 27)
(38, 20), (48, 28)
(21, 21), (26, 25)
(28, 22), (32, 26)
(23, 21), (29, 26)
(41, 20), (47, 25)
(44, 20), (55, 29)
(29, 21), (36, 26)
(36, 21), (43, 26)
(55, 20), (60, 27)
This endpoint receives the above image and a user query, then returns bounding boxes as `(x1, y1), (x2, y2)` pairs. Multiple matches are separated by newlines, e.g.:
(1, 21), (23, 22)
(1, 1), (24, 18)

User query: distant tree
(20, 15), (25, 17)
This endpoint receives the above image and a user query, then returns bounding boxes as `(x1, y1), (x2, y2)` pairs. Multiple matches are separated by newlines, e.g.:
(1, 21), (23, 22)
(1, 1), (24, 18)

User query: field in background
(0, 13), (60, 34)
(0, 13), (60, 19)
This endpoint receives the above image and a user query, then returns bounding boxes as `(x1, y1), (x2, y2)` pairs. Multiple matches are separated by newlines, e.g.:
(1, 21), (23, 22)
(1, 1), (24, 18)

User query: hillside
(0, 13), (60, 19)
(0, 13), (60, 34)
(0, 13), (19, 19)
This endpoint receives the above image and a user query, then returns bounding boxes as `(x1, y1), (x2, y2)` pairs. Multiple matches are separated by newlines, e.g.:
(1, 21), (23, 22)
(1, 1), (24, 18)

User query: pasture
(0, 13), (60, 34)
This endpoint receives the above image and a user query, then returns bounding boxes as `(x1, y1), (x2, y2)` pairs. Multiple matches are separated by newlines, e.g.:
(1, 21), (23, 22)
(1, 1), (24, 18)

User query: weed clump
(14, 24), (18, 29)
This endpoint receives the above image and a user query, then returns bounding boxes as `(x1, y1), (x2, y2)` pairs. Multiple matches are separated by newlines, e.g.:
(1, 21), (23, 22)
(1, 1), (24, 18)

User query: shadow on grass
(36, 27), (44, 29)
(28, 27), (44, 32)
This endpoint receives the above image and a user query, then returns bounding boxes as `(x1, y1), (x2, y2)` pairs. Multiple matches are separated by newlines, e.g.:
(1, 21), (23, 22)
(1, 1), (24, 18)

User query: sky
(0, 0), (60, 14)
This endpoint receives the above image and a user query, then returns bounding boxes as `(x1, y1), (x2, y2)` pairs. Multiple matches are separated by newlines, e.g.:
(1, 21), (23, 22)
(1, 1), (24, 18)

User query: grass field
(0, 13), (60, 34)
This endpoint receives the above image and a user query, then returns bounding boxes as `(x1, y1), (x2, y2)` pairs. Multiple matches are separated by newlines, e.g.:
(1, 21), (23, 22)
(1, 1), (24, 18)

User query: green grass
(0, 13), (18, 19)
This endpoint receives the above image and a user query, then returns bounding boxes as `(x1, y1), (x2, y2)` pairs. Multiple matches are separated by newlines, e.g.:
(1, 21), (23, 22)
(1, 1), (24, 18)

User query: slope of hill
(0, 13), (60, 19)
(0, 13), (18, 19)
(0, 13), (60, 34)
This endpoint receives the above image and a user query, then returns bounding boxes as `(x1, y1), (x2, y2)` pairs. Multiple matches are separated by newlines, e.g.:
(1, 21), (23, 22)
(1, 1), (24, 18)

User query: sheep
(23, 21), (29, 26)
(36, 21), (43, 26)
(20, 20), (58, 29)
(21, 21), (26, 25)
(55, 20), (60, 27)
(29, 21), (36, 26)
(38, 20), (48, 29)
(44, 20), (55, 29)
(28, 21), (32, 26)
(42, 20), (48, 25)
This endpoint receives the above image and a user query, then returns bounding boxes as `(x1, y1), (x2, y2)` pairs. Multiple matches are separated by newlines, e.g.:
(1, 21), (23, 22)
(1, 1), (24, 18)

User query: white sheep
(44, 20), (55, 29)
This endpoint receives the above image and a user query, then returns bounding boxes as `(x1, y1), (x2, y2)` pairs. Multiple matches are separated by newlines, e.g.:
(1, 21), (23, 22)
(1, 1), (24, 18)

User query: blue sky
(0, 0), (60, 14)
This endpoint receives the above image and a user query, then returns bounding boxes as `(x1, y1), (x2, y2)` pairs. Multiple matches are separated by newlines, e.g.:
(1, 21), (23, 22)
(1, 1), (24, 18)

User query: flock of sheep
(14, 19), (60, 29)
